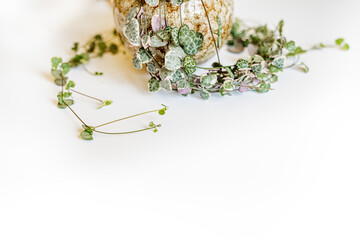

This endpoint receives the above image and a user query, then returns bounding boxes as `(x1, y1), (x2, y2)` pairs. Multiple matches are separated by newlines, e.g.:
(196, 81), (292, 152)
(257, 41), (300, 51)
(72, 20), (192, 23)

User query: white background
(1, 0), (360, 239)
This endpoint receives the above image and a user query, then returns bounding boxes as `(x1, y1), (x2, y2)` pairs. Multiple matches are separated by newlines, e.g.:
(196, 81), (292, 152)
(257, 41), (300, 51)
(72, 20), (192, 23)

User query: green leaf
(148, 77), (160, 92)
(269, 75), (279, 83)
(225, 67), (235, 79)
(269, 65), (281, 74)
(124, 18), (141, 46)
(165, 50), (182, 71)
(257, 83), (271, 93)
(51, 57), (62, 69)
(343, 43), (350, 51)
(80, 130), (93, 140)
(183, 55), (196, 74)
(285, 41), (296, 52)
(252, 55), (264, 63)
(61, 63), (70, 75)
(251, 64), (262, 75)
(200, 74), (217, 89)
(51, 69), (62, 79)
(297, 62), (309, 73)
(99, 100), (113, 109)
(65, 80), (75, 90)
(236, 59), (250, 69)
(171, 27), (180, 47)
(179, 24), (204, 56)
(336, 38), (344, 45)
(145, 0), (159, 7)
(272, 56), (285, 69)
(157, 26), (172, 42)
(62, 92), (72, 98)
(199, 89), (210, 100)
(132, 53), (143, 70)
(109, 43), (119, 54)
(223, 80), (235, 91)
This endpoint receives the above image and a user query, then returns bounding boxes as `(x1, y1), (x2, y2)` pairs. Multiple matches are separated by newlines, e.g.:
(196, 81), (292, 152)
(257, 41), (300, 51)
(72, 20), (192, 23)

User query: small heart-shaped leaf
(157, 26), (172, 41)
(160, 79), (172, 92)
(132, 53), (142, 70)
(171, 27), (180, 47)
(148, 77), (160, 92)
(170, 0), (183, 6)
(183, 55), (196, 74)
(179, 24), (204, 56)
(165, 50), (182, 71)
(200, 74), (217, 89)
(149, 35), (168, 47)
(124, 18), (141, 46)
(145, 0), (159, 7)
(146, 62), (158, 74)
(126, 7), (139, 22)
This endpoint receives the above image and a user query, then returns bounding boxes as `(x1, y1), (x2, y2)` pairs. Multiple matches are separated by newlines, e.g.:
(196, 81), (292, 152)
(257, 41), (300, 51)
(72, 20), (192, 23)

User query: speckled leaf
(124, 18), (141, 46)
(251, 64), (262, 75)
(151, 15), (165, 32)
(171, 68), (186, 83)
(177, 80), (191, 95)
(223, 80), (235, 91)
(257, 82), (271, 93)
(132, 53), (142, 70)
(183, 55), (196, 74)
(145, 0), (159, 7)
(141, 34), (150, 48)
(236, 59), (249, 69)
(150, 35), (168, 47)
(160, 79), (172, 92)
(165, 50), (182, 71)
(159, 68), (175, 81)
(169, 45), (186, 59)
(252, 55), (264, 63)
(225, 67), (235, 79)
(200, 74), (217, 89)
(171, 27), (180, 47)
(138, 48), (151, 63)
(147, 62), (158, 74)
(148, 77), (160, 92)
(199, 89), (210, 100)
(157, 26), (172, 41)
(126, 7), (139, 22)
(272, 56), (286, 69)
(170, 0), (183, 6)
(179, 24), (204, 56)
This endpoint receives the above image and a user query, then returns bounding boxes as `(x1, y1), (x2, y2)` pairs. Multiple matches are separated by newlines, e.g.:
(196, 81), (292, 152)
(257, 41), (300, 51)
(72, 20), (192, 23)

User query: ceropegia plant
(50, 30), (168, 140)
(121, 0), (349, 100)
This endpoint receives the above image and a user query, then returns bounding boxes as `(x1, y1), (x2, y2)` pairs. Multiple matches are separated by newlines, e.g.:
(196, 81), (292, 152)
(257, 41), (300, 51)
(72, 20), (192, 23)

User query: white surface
(1, 0), (360, 239)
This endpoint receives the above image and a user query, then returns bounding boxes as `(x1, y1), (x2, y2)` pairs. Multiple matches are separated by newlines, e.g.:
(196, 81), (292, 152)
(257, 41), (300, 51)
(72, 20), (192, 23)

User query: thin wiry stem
(70, 89), (104, 103)
(163, 0), (168, 26)
(93, 109), (160, 129)
(159, 1), (162, 29)
(200, 0), (221, 64)
(180, 4), (182, 25)
(93, 127), (157, 135)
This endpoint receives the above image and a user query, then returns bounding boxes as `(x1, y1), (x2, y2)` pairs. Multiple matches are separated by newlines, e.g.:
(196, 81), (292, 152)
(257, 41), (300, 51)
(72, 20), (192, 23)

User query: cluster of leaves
(51, 30), (168, 140)
(120, 1), (349, 100)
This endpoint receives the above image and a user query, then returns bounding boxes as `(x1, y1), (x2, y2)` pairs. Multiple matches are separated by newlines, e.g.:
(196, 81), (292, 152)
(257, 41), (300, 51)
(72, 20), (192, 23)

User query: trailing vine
(120, 0), (349, 99)
(51, 29), (168, 140)
(51, 0), (349, 139)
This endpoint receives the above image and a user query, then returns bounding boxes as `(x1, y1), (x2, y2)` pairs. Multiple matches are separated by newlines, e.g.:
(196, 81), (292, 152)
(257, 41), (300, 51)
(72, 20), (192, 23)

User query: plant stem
(200, 0), (221, 64)
(93, 127), (157, 135)
(70, 89), (104, 103)
(93, 109), (161, 129)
